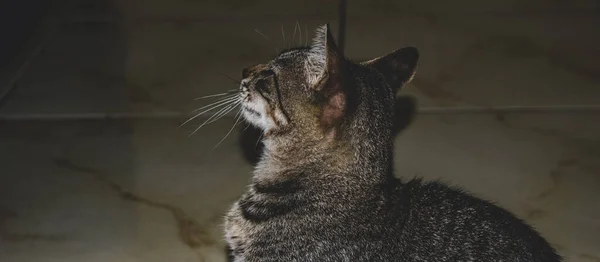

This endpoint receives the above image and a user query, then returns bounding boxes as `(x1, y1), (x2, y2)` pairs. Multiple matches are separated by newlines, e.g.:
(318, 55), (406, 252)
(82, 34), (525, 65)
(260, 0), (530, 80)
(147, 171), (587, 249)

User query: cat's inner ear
(307, 24), (346, 128)
(307, 24), (342, 89)
(363, 47), (419, 94)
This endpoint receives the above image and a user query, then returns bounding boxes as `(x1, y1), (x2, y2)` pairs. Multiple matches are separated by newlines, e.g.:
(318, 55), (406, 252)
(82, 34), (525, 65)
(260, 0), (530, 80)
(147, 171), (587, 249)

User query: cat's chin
(241, 106), (269, 131)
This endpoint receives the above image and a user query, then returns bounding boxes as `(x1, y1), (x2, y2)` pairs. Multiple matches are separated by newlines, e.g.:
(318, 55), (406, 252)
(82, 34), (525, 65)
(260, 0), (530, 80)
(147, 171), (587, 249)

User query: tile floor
(1, 1), (599, 261)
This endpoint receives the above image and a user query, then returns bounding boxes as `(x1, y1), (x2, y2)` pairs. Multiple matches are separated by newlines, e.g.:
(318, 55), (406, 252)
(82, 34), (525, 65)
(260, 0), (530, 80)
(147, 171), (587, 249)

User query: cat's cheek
(242, 110), (260, 127)
(242, 97), (274, 131)
(273, 109), (288, 127)
(259, 113), (275, 131)
(242, 110), (273, 131)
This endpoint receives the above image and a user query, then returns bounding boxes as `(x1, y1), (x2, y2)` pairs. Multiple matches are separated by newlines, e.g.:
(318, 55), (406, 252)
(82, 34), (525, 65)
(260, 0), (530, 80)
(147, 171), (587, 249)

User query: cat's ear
(308, 24), (342, 89)
(363, 47), (419, 93)
(309, 24), (346, 127)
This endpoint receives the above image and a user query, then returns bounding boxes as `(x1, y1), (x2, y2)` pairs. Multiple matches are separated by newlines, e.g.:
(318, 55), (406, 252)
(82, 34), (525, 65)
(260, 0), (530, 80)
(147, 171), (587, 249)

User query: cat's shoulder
(399, 177), (472, 197)
(397, 177), (504, 215)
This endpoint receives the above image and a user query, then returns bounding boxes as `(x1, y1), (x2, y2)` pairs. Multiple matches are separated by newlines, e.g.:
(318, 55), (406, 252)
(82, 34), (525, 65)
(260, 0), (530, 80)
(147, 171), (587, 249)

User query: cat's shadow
(238, 95), (417, 166)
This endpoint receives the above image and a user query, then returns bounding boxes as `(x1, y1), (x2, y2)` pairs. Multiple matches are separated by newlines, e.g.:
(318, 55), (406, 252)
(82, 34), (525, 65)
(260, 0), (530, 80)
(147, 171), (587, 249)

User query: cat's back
(389, 178), (561, 261)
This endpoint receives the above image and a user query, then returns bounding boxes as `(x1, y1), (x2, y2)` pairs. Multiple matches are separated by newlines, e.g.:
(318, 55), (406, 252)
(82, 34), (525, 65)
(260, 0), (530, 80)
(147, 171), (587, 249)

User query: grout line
(417, 105), (600, 114)
(1, 105), (599, 121)
(0, 112), (188, 121)
(344, 9), (600, 18)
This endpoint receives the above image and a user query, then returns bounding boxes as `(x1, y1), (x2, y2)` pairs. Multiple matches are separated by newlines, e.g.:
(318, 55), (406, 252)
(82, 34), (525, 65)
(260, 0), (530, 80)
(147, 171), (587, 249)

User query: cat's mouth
(243, 106), (261, 117)
(240, 81), (269, 129)
(239, 77), (288, 131)
(241, 83), (264, 116)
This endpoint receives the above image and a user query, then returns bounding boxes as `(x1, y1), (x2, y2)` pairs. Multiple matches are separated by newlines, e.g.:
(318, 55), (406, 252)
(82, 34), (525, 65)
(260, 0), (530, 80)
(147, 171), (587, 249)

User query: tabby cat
(225, 24), (561, 262)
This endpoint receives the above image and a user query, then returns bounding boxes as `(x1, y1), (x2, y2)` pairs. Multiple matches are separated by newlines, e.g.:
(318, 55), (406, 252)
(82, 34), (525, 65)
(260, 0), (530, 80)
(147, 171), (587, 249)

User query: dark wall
(0, 0), (52, 66)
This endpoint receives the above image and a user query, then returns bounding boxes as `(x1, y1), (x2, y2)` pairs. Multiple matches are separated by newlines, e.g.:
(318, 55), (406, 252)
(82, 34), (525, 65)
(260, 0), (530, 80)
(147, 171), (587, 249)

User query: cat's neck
(255, 130), (394, 183)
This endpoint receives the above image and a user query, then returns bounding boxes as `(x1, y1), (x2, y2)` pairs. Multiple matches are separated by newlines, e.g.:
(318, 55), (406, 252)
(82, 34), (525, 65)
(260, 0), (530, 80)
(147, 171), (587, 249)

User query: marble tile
(0, 1), (61, 106)
(0, 20), (335, 115)
(2, 1), (599, 261)
(346, 0), (599, 16)
(3, 0), (600, 118)
(344, 14), (600, 107)
(1, 111), (599, 261)
(0, 119), (252, 262)
(5, 15), (598, 116)
(69, 0), (338, 21)
(394, 112), (600, 261)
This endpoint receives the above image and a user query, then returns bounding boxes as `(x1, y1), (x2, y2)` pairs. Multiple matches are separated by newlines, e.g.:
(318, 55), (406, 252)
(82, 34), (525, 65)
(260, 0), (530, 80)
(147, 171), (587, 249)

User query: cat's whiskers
(180, 95), (238, 128)
(193, 95), (238, 112)
(217, 72), (242, 84)
(205, 100), (241, 126)
(242, 122), (251, 132)
(291, 22), (298, 48)
(280, 24), (286, 49)
(193, 91), (236, 100)
(305, 24), (308, 46)
(189, 99), (240, 137)
(254, 29), (278, 54)
(255, 130), (265, 147)
(213, 110), (243, 150)
(297, 21), (302, 46)
(201, 100), (237, 126)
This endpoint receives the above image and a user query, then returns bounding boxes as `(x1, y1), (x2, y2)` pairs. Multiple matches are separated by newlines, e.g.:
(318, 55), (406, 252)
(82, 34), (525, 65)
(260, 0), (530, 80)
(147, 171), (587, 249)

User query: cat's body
(228, 178), (558, 261)
(225, 25), (561, 262)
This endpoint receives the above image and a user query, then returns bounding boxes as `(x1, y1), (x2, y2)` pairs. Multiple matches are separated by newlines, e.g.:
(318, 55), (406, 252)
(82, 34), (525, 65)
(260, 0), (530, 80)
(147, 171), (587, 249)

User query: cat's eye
(255, 79), (270, 94)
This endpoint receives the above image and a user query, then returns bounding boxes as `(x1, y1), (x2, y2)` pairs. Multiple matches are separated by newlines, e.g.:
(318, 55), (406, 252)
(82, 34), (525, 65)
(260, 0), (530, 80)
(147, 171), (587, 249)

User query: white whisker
(281, 24), (286, 49)
(193, 95), (238, 112)
(254, 29), (278, 53)
(180, 96), (238, 128)
(291, 22), (298, 48)
(297, 21), (302, 46)
(217, 72), (241, 84)
(201, 100), (239, 129)
(255, 130), (265, 147)
(194, 92), (232, 100)
(305, 24), (308, 46)
(204, 101), (237, 124)
(189, 101), (238, 136)
(206, 101), (240, 125)
(213, 110), (243, 150)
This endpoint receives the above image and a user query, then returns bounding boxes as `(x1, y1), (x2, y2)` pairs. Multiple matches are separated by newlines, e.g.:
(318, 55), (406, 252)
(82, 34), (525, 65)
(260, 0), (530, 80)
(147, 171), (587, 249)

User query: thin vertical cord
(337, 0), (348, 55)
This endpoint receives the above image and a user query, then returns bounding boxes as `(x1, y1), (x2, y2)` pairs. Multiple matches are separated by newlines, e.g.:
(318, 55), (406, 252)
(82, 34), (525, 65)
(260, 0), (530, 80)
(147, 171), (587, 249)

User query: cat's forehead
(277, 48), (308, 59)
(270, 48), (310, 70)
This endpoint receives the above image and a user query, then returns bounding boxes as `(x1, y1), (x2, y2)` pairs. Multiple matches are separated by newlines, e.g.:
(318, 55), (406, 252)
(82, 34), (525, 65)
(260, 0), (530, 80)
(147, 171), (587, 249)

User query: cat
(224, 24), (561, 262)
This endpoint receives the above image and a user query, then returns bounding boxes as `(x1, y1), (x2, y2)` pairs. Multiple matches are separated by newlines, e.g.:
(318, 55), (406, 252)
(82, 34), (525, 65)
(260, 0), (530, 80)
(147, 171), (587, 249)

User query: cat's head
(239, 24), (418, 146)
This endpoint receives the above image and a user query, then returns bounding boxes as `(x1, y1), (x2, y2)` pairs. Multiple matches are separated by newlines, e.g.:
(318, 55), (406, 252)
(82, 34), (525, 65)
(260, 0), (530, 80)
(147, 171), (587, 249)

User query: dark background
(0, 1), (599, 261)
